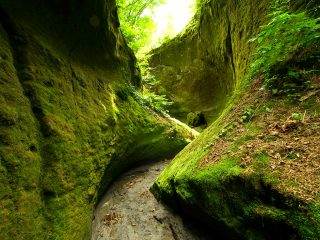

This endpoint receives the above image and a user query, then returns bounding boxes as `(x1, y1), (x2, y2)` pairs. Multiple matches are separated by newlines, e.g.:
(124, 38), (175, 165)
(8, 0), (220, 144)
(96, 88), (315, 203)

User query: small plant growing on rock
(241, 108), (254, 123)
(291, 112), (303, 121)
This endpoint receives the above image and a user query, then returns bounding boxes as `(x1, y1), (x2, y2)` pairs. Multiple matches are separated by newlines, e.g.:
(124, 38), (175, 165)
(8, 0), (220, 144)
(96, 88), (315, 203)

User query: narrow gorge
(0, 0), (319, 239)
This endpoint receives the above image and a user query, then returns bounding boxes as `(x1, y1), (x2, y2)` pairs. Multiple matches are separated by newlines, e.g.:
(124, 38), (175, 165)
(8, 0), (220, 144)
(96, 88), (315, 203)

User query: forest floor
(200, 75), (320, 203)
(91, 160), (212, 240)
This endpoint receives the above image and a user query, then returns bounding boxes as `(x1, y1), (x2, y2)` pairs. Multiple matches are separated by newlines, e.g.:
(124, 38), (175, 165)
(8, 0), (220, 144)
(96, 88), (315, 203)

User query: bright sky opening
(146, 0), (196, 46)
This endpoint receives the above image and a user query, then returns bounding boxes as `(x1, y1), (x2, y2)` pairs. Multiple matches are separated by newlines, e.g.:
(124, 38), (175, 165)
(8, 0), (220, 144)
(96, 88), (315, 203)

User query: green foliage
(117, 0), (164, 25)
(241, 108), (254, 122)
(291, 112), (304, 120)
(120, 15), (155, 53)
(141, 92), (173, 113)
(139, 58), (161, 90)
(129, 81), (173, 114)
(128, 58), (173, 114)
(249, 0), (320, 95)
(117, 0), (165, 53)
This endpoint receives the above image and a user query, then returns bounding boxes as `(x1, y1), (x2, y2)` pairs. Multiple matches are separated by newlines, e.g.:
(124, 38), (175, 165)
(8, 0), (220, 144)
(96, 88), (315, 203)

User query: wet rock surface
(91, 160), (212, 240)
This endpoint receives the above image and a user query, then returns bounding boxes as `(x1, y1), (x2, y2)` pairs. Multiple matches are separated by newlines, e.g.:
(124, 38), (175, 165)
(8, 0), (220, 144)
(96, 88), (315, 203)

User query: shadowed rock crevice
(226, 19), (236, 82)
(0, 6), (48, 137)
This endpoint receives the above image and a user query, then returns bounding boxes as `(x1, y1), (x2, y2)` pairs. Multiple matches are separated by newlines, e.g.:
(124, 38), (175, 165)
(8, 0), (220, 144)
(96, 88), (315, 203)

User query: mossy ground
(151, 75), (320, 239)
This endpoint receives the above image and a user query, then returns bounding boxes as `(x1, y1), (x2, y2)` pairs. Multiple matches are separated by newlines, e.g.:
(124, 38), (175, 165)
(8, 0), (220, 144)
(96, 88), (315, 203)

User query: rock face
(0, 1), (195, 239)
(148, 0), (269, 123)
(151, 0), (320, 239)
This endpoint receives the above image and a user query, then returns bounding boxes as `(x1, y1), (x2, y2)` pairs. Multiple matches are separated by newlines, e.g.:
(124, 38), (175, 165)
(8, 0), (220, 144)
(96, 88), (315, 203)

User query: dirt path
(91, 160), (212, 240)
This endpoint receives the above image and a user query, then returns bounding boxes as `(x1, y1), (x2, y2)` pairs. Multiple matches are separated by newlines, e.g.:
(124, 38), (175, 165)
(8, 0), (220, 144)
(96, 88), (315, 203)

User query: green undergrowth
(249, 0), (320, 98)
(130, 59), (173, 114)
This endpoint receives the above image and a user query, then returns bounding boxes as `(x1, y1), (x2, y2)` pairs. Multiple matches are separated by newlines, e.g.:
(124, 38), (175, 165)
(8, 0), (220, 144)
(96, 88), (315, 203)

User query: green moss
(0, 1), (196, 239)
(0, 103), (18, 126)
(252, 152), (269, 170)
(194, 157), (243, 185)
(230, 133), (255, 152)
(150, 1), (319, 239)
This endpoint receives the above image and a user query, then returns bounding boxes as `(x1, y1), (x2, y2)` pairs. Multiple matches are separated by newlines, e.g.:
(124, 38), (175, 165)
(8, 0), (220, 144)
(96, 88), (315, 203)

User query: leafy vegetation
(117, 0), (187, 114)
(117, 0), (165, 53)
(129, 59), (173, 114)
(250, 0), (320, 97)
(117, 0), (197, 55)
(241, 108), (254, 123)
(141, 92), (173, 113)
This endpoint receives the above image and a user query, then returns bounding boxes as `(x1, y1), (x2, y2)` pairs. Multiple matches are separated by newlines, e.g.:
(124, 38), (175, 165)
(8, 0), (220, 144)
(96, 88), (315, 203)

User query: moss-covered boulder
(187, 111), (206, 128)
(0, 1), (196, 239)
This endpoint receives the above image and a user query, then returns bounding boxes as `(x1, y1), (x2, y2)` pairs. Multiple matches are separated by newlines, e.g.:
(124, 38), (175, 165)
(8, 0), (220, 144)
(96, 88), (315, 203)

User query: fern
(249, 1), (320, 93)
(130, 58), (173, 114)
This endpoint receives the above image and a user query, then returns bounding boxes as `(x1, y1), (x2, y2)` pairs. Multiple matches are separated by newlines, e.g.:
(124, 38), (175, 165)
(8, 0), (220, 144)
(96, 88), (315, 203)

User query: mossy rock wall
(0, 1), (194, 239)
(148, 0), (269, 123)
